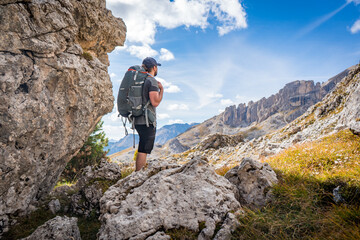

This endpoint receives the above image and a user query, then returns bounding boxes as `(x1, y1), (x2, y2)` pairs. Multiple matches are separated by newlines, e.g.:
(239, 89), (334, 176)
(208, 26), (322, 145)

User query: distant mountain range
(156, 66), (354, 156)
(105, 123), (198, 155)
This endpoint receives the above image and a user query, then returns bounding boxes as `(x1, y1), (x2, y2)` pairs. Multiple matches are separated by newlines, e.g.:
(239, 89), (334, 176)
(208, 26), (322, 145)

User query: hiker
(134, 57), (163, 171)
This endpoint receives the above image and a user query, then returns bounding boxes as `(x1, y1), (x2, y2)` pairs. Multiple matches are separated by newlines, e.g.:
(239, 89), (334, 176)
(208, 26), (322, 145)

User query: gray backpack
(117, 66), (154, 145)
(117, 65), (149, 118)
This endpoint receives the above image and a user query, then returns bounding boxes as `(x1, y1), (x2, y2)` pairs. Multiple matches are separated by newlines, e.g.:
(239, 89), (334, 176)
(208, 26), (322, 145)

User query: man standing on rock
(134, 57), (163, 171)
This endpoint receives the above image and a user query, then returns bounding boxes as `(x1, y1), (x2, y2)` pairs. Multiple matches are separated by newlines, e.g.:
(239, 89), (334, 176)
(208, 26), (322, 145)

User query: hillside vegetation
(233, 129), (360, 239)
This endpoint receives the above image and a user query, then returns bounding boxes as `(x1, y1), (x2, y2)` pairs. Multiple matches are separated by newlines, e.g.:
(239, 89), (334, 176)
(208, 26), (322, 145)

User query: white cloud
(218, 108), (225, 113)
(103, 124), (126, 141)
(156, 77), (181, 93)
(108, 0), (247, 44)
(235, 95), (258, 104)
(350, 19), (360, 33)
(166, 85), (181, 93)
(158, 113), (170, 120)
(296, 2), (349, 38)
(159, 48), (175, 61)
(110, 73), (116, 78)
(206, 93), (223, 98)
(347, 0), (360, 4)
(167, 103), (189, 111)
(113, 45), (127, 53)
(220, 99), (234, 105)
(118, 45), (175, 61)
(107, 0), (247, 59)
(168, 119), (185, 124)
(102, 103), (120, 123)
(109, 112), (120, 122)
(126, 44), (158, 60)
(211, 0), (248, 35)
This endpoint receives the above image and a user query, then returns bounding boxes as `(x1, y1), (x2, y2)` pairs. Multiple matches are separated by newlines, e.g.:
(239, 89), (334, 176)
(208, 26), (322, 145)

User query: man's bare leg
(136, 152), (147, 171)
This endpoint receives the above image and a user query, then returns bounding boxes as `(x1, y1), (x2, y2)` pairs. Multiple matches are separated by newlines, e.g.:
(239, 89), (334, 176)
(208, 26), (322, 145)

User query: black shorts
(135, 125), (156, 154)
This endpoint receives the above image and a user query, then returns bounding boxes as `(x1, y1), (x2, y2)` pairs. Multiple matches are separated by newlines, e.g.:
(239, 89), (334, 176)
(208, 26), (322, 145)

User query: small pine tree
(61, 120), (109, 182)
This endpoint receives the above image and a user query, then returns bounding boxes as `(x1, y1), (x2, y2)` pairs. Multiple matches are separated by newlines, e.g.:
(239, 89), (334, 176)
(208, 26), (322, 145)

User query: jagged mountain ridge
(224, 67), (352, 127)
(155, 122), (198, 145)
(106, 123), (198, 156)
(177, 64), (360, 169)
(106, 135), (140, 156)
(159, 66), (353, 156)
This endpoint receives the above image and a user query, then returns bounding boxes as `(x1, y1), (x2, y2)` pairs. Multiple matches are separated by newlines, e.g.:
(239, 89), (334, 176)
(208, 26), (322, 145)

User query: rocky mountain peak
(222, 67), (351, 128)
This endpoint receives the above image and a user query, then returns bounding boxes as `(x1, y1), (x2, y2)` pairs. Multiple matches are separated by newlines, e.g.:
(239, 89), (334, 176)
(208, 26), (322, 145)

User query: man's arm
(149, 81), (163, 107)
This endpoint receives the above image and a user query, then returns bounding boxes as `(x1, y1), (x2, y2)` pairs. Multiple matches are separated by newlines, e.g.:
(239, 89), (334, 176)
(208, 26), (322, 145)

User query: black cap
(142, 57), (161, 69)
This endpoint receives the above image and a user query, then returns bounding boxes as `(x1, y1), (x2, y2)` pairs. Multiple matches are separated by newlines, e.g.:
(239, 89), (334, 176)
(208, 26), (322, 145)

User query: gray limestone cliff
(222, 67), (352, 127)
(0, 0), (126, 235)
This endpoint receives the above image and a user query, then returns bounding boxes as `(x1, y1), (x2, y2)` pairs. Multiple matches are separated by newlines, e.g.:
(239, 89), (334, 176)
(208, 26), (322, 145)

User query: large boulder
(195, 133), (243, 152)
(50, 159), (122, 217)
(225, 158), (278, 208)
(98, 158), (242, 240)
(20, 216), (81, 240)
(0, 0), (126, 235)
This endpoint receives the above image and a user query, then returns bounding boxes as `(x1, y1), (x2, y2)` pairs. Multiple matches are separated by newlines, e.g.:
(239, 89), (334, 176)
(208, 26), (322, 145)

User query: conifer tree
(61, 120), (109, 182)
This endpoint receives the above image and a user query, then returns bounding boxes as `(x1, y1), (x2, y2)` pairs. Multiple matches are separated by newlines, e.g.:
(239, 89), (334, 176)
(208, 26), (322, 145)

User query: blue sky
(102, 0), (360, 140)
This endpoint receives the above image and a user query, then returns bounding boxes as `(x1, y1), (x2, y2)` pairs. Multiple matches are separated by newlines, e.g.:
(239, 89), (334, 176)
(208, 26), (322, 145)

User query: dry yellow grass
(266, 129), (360, 184)
(108, 147), (134, 160)
(233, 129), (360, 239)
(214, 164), (237, 176)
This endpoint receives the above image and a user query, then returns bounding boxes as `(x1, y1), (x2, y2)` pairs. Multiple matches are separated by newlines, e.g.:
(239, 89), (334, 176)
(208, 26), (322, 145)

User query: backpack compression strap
(127, 68), (148, 75)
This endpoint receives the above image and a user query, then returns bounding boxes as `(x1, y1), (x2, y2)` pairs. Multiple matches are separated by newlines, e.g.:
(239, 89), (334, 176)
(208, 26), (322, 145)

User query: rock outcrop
(98, 158), (242, 240)
(225, 158), (278, 208)
(242, 64), (360, 158)
(195, 133), (244, 152)
(20, 216), (81, 240)
(223, 67), (353, 128)
(157, 67), (353, 157)
(163, 137), (190, 154)
(0, 0), (126, 235)
(50, 159), (122, 217)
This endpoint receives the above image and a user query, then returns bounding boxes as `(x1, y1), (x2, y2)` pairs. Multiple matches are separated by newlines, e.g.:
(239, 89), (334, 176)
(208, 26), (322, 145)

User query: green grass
(232, 129), (360, 239)
(4, 175), (116, 239)
(87, 178), (118, 194)
(77, 215), (101, 240)
(164, 221), (222, 239)
(3, 207), (101, 240)
(121, 167), (134, 179)
(2, 208), (56, 239)
(82, 51), (93, 61)
(165, 227), (199, 240)
(54, 180), (75, 189)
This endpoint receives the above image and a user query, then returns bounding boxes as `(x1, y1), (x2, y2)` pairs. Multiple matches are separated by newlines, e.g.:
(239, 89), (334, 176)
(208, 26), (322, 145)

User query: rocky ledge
(0, 0), (126, 235)
(50, 159), (122, 217)
(20, 216), (81, 240)
(98, 157), (277, 240)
